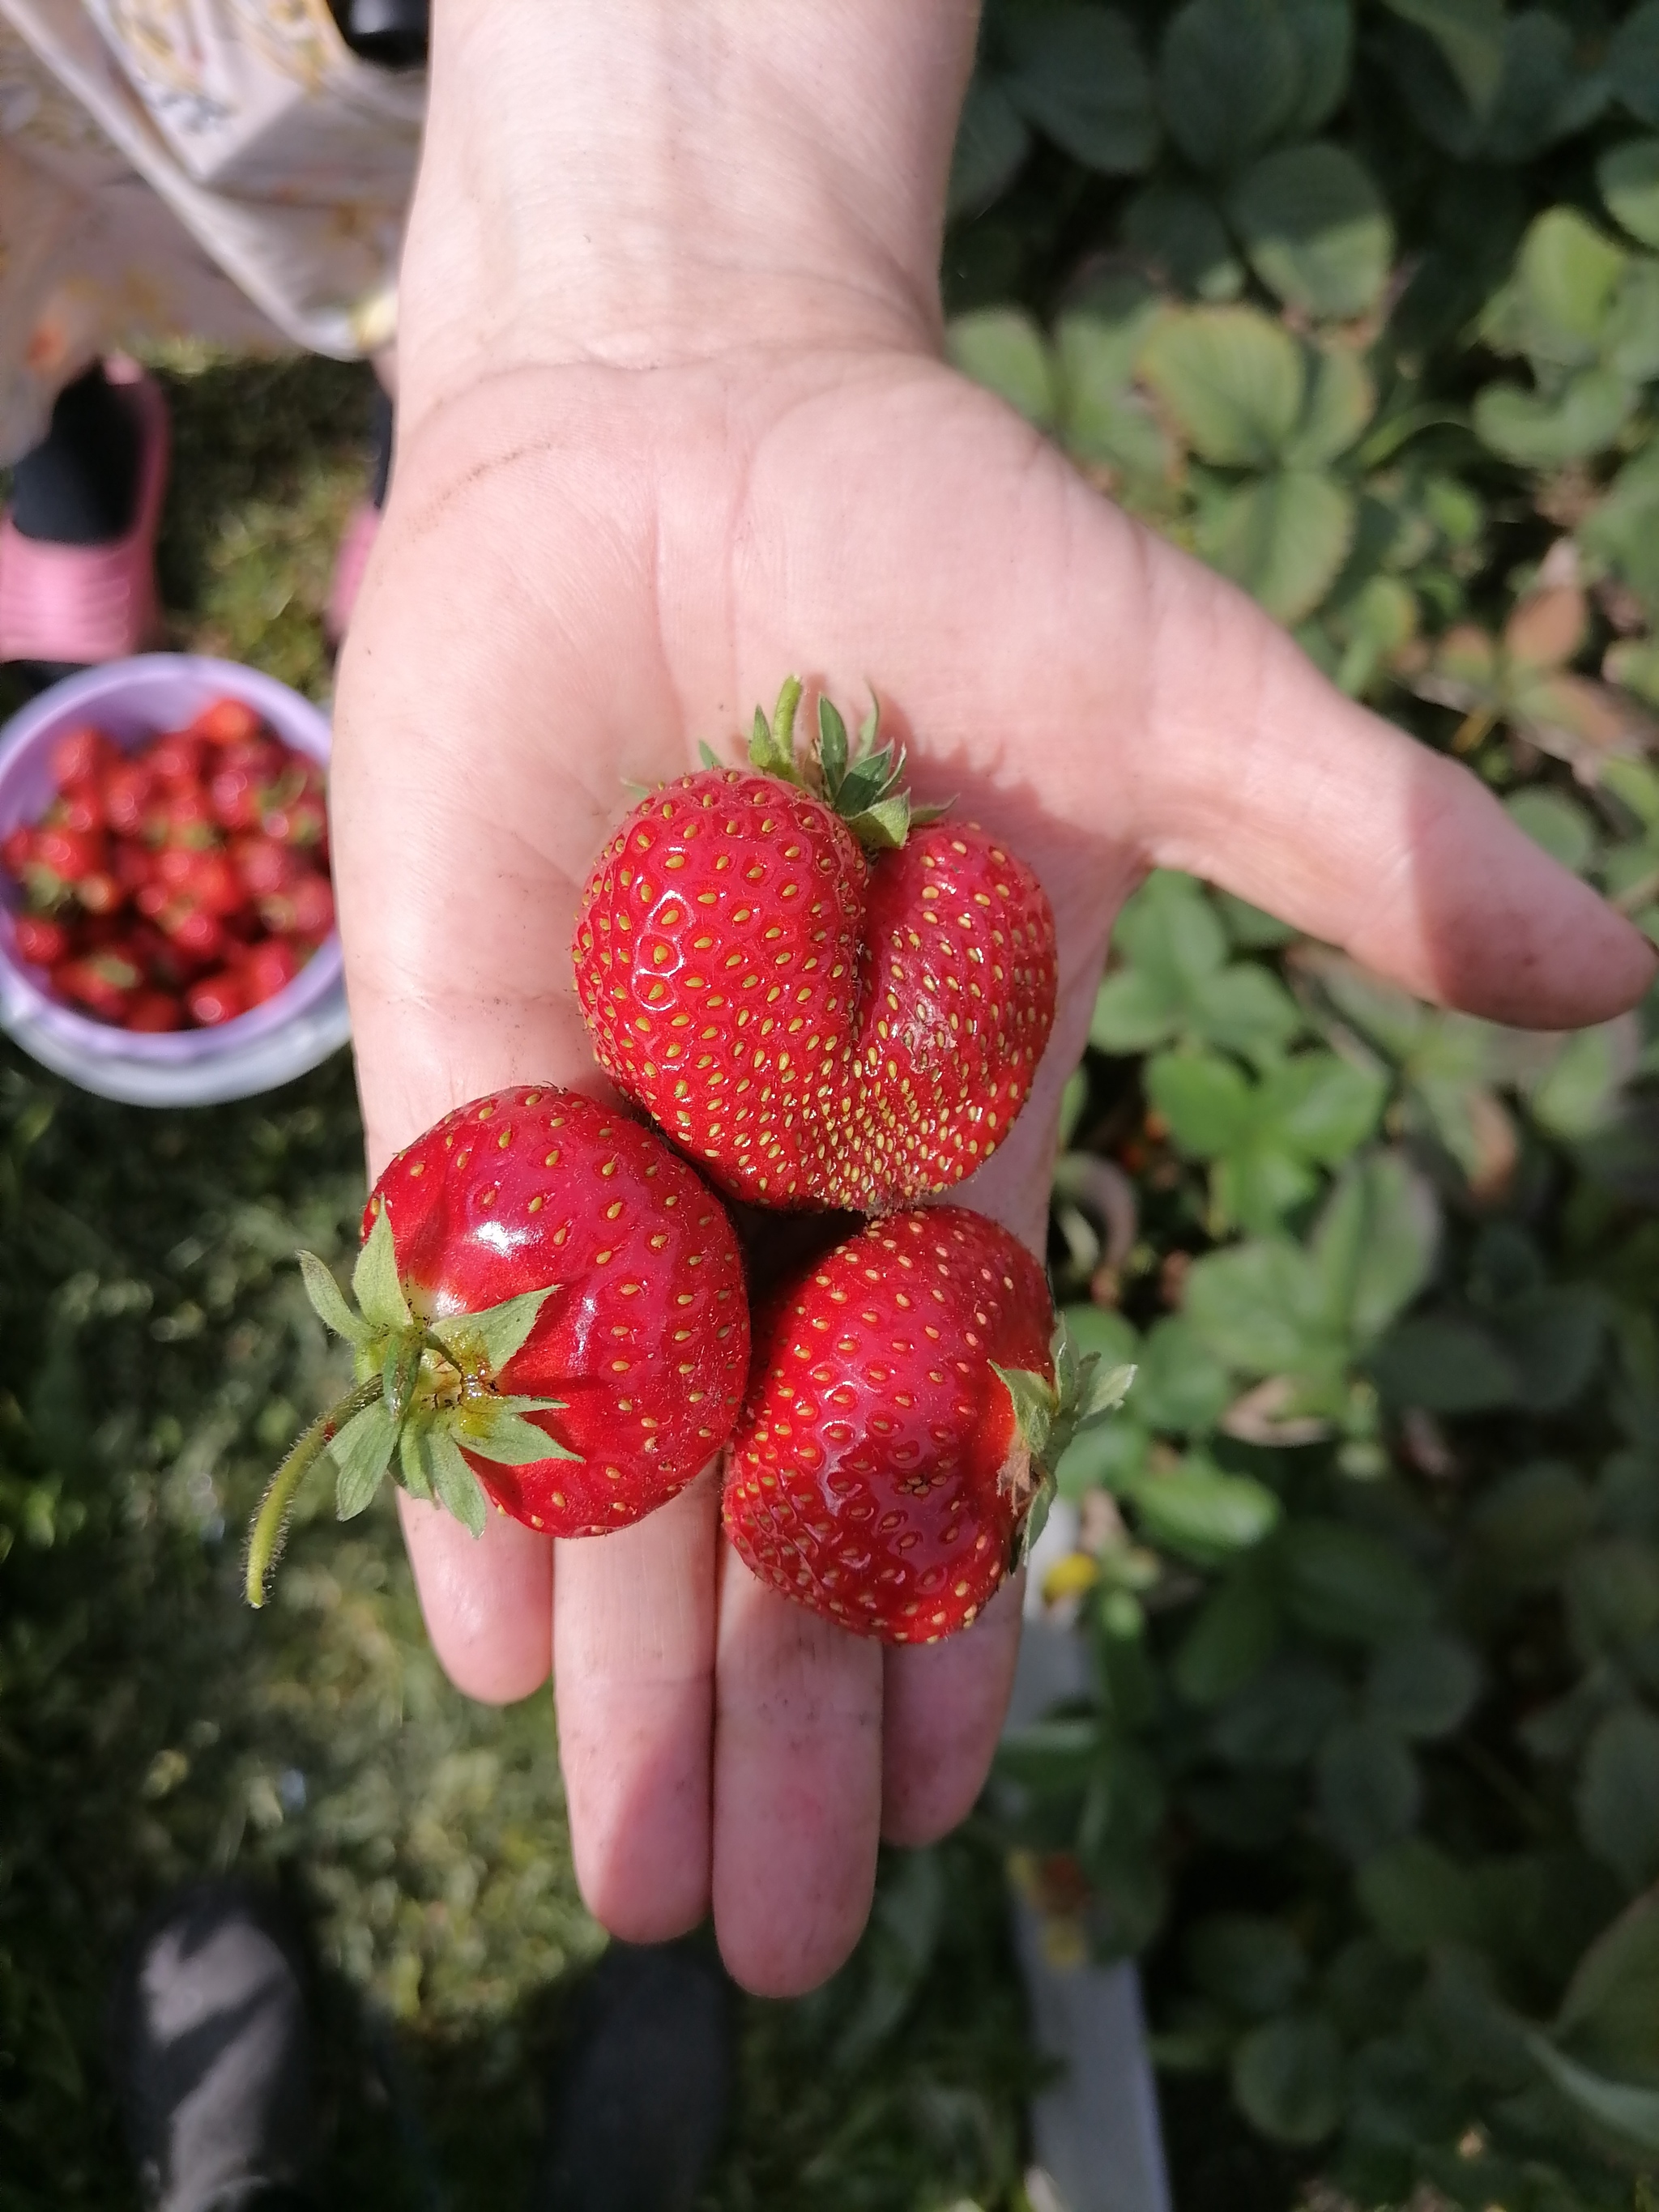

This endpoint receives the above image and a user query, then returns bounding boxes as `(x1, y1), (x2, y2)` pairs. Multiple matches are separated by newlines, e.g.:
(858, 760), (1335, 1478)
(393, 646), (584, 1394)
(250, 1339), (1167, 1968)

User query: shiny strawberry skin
(573, 772), (1056, 1212)
(369, 1087), (750, 1536)
(722, 1207), (1053, 1642)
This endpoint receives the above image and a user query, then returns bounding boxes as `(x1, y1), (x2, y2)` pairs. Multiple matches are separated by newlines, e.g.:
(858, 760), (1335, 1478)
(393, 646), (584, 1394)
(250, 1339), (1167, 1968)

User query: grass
(0, 352), (1041, 2211)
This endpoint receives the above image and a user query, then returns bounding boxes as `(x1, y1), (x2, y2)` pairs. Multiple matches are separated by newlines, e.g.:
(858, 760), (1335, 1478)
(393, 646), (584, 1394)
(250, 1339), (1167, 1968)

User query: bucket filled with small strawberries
(0, 658), (339, 1058)
(248, 674), (1135, 1652)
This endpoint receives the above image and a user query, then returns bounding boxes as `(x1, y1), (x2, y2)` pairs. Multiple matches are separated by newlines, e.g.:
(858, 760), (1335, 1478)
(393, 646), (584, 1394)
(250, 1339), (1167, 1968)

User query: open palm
(331, 343), (1648, 1996)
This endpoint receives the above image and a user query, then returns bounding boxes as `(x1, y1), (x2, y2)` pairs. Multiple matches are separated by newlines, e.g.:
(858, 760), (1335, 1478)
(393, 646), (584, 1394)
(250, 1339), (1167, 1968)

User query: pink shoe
(326, 501), (381, 646)
(0, 358), (168, 667)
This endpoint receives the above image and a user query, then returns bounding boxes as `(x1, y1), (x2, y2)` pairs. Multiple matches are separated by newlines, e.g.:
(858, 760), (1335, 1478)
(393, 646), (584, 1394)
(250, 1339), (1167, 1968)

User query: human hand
(331, 0), (1654, 1997)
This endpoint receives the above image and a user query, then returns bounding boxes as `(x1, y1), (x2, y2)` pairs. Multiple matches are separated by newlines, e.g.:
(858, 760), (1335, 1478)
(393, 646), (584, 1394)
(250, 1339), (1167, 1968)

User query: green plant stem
(245, 1375), (384, 1609)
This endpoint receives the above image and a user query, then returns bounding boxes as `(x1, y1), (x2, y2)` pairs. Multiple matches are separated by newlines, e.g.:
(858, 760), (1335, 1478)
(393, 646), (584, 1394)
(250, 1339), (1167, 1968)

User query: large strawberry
(245, 1086), (749, 1603)
(722, 1208), (1132, 1642)
(572, 681), (1058, 1213)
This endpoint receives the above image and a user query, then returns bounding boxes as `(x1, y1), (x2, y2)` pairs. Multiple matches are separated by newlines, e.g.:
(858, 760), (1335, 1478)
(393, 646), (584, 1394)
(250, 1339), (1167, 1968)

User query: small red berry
(125, 989), (184, 1032)
(50, 725), (117, 790)
(186, 969), (246, 1025)
(191, 696), (263, 747)
(240, 936), (301, 1005)
(14, 914), (69, 965)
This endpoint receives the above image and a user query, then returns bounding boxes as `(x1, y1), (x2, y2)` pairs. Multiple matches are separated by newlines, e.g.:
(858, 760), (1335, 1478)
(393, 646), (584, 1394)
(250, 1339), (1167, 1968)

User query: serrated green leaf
(425, 1428), (488, 1538)
(1197, 468), (1355, 624)
(458, 1401), (578, 1467)
(1526, 2035), (1659, 2154)
(1121, 184), (1243, 301)
(1381, 0), (1505, 117)
(1158, 0), (1303, 173)
(1231, 2013), (1344, 2144)
(1284, 343), (1375, 468)
(352, 1207), (412, 1332)
(1128, 1455), (1281, 1565)
(1227, 143), (1394, 321)
(430, 1285), (553, 1378)
(946, 307), (1057, 426)
(1614, 1), (1659, 133)
(298, 1250), (370, 1346)
(331, 1398), (397, 1519)
(1316, 1719), (1422, 1862)
(1601, 138), (1659, 250)
(1577, 1705), (1659, 1892)
(1283, 0), (1354, 135)
(1555, 1890), (1659, 2085)
(1141, 306), (1304, 467)
(1081, 1362), (1137, 1424)
(1366, 1630), (1481, 1741)
(948, 72), (1031, 218)
(1004, 4), (1158, 174)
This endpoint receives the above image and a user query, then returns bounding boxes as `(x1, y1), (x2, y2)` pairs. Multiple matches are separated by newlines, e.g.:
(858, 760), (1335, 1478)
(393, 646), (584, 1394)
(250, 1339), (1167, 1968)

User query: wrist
(398, 1), (975, 414)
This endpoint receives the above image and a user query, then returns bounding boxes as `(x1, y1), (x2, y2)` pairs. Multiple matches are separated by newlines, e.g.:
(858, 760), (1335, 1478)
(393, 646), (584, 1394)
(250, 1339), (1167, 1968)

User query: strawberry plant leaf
(330, 1398), (398, 1519)
(458, 1402), (578, 1466)
(425, 1429), (489, 1538)
(352, 1206), (412, 1332)
(431, 1285), (553, 1377)
(297, 1251), (371, 1346)
(1081, 1360), (1137, 1426)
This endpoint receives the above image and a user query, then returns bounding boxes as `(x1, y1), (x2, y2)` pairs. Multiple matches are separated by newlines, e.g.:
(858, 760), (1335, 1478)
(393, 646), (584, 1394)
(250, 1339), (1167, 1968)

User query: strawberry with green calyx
(721, 1208), (1133, 1643)
(245, 1085), (751, 1605)
(573, 679), (1058, 1214)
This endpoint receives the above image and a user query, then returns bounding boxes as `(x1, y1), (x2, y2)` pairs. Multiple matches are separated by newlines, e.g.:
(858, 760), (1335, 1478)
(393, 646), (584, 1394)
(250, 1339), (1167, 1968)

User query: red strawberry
(49, 725), (117, 789)
(240, 936), (302, 1005)
(147, 730), (207, 788)
(190, 696), (263, 747)
(56, 779), (106, 835)
(2, 824), (33, 876)
(723, 1208), (1132, 1643)
(245, 1087), (751, 1605)
(126, 989), (183, 1032)
(258, 872), (334, 938)
(102, 757), (153, 837)
(53, 949), (142, 1023)
(230, 833), (298, 898)
(186, 969), (246, 1026)
(572, 680), (1057, 1213)
(13, 914), (70, 965)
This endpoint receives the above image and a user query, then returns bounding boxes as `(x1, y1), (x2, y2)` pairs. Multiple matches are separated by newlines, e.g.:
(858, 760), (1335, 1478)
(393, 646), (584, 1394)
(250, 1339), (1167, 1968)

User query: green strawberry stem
(245, 1373), (385, 1609)
(742, 677), (949, 853)
(995, 1323), (1136, 1566)
(243, 1209), (578, 1611)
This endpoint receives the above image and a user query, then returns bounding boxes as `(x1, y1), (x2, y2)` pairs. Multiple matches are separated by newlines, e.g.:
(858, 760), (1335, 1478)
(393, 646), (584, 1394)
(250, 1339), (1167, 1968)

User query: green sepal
(331, 1397), (398, 1519)
(458, 1400), (577, 1466)
(817, 697), (850, 795)
(697, 740), (721, 769)
(299, 1251), (372, 1347)
(424, 1428), (489, 1537)
(994, 1361), (1059, 1466)
(382, 1332), (422, 1422)
(844, 796), (912, 850)
(858, 698), (881, 748)
(352, 1206), (412, 1332)
(1019, 1476), (1057, 1567)
(430, 1285), (554, 1378)
(397, 1417), (434, 1502)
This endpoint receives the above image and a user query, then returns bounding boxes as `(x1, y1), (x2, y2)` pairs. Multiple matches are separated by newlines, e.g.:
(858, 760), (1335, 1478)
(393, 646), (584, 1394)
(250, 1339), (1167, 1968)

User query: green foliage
(951, 7), (1659, 2196)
